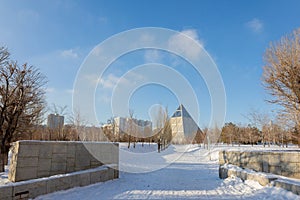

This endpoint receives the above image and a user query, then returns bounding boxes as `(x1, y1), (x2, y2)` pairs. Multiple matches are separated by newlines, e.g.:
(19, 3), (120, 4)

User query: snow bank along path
(36, 144), (299, 199)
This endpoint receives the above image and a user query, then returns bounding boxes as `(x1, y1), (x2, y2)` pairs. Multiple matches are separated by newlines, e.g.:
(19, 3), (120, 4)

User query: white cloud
(85, 73), (136, 90)
(98, 93), (111, 103)
(144, 49), (162, 63)
(168, 29), (204, 61)
(98, 72), (145, 90)
(83, 74), (100, 86)
(100, 74), (121, 89)
(60, 48), (79, 59)
(45, 87), (75, 96)
(246, 18), (264, 33)
(181, 29), (201, 41)
(96, 72), (145, 105)
(138, 33), (155, 45)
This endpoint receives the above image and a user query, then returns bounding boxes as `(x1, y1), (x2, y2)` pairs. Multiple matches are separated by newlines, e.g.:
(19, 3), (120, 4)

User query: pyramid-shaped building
(170, 104), (203, 144)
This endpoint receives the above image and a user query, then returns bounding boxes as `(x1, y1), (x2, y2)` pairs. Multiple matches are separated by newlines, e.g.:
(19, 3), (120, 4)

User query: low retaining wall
(8, 141), (119, 182)
(0, 164), (118, 200)
(219, 164), (278, 186)
(219, 164), (300, 195)
(219, 150), (300, 179)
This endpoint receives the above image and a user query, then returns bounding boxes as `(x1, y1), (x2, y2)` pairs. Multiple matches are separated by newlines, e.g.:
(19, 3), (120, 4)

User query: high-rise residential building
(104, 117), (152, 137)
(47, 114), (64, 130)
(170, 104), (202, 144)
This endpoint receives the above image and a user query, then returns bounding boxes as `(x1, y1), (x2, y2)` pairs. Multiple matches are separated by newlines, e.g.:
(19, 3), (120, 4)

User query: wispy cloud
(144, 49), (162, 63)
(98, 93), (111, 103)
(99, 74), (121, 89)
(85, 72), (145, 91)
(168, 29), (204, 61)
(138, 33), (156, 45)
(100, 72), (145, 89)
(95, 72), (145, 105)
(60, 48), (79, 59)
(246, 18), (264, 33)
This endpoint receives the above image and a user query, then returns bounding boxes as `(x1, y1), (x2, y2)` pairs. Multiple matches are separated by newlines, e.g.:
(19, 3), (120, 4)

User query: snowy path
(36, 144), (299, 200)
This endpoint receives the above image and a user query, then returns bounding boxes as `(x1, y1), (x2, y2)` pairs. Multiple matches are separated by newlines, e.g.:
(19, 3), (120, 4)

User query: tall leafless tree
(68, 108), (87, 141)
(245, 109), (270, 147)
(127, 109), (134, 148)
(0, 47), (46, 171)
(152, 105), (171, 152)
(263, 28), (300, 145)
(276, 112), (294, 147)
(160, 107), (172, 150)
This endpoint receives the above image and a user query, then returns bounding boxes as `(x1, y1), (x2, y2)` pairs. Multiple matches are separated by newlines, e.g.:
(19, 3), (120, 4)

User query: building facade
(104, 117), (152, 138)
(47, 114), (64, 130)
(170, 104), (202, 144)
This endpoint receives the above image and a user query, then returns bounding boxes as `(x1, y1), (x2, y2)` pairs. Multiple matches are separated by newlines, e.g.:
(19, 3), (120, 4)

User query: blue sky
(1, 0), (300, 127)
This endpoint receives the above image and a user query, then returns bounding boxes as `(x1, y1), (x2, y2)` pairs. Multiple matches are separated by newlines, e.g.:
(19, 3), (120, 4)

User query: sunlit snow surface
(32, 143), (300, 200)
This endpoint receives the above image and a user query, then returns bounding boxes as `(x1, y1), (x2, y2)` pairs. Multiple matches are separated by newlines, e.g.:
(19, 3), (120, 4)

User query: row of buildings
(102, 104), (203, 144)
(102, 117), (152, 139)
(46, 104), (203, 144)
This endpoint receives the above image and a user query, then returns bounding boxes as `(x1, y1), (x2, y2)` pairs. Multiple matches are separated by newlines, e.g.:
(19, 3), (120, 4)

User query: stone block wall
(219, 150), (300, 179)
(0, 165), (118, 200)
(8, 141), (119, 182)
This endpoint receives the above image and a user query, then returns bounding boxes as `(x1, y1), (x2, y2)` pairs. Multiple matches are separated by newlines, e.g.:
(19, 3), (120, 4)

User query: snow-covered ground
(34, 143), (300, 200)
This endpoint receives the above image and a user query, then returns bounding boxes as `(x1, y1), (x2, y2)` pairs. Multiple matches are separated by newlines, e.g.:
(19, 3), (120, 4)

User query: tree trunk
(128, 135), (131, 148)
(158, 140), (160, 153)
(0, 153), (5, 172)
(0, 145), (9, 172)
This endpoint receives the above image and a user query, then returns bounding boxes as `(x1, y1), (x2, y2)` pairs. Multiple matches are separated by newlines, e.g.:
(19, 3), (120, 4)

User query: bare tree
(208, 124), (222, 148)
(46, 104), (68, 140)
(144, 123), (152, 146)
(0, 47), (46, 171)
(68, 109), (87, 141)
(263, 28), (300, 145)
(108, 117), (118, 142)
(245, 109), (270, 147)
(276, 112), (296, 147)
(221, 122), (238, 146)
(244, 125), (260, 146)
(155, 106), (164, 152)
(50, 104), (67, 115)
(152, 105), (171, 152)
(101, 117), (117, 142)
(161, 107), (172, 150)
(127, 109), (134, 148)
(202, 127), (209, 149)
(193, 129), (204, 146)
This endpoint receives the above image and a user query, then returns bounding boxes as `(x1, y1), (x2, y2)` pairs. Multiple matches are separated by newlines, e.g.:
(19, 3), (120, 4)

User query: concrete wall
(0, 165), (117, 200)
(8, 141), (119, 182)
(219, 150), (300, 179)
(219, 164), (300, 195)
